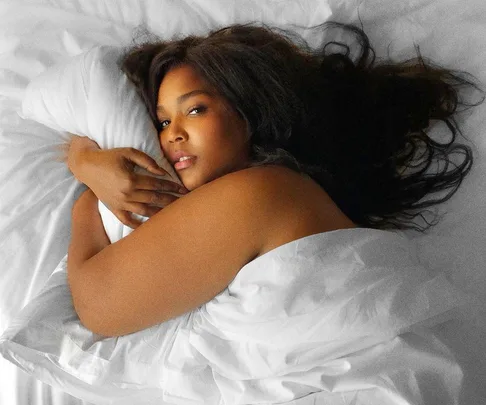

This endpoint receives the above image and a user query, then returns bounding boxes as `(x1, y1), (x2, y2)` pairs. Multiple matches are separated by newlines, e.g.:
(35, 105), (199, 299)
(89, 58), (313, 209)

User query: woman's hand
(65, 134), (189, 229)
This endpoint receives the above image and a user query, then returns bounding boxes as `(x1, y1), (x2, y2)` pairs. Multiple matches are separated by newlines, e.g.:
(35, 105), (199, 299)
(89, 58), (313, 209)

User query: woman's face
(157, 64), (250, 190)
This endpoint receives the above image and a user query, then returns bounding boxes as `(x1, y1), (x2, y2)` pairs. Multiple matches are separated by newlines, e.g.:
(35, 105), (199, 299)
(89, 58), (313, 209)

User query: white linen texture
(20, 45), (182, 242)
(1, 0), (486, 403)
(0, 228), (471, 404)
(0, 1), (335, 403)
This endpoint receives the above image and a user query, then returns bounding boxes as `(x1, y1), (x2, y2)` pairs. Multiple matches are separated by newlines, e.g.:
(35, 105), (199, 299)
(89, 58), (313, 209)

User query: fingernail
(179, 187), (189, 194)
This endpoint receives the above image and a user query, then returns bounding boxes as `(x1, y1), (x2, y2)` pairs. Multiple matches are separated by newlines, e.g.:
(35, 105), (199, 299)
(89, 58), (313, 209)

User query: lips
(174, 156), (196, 170)
(168, 150), (197, 166)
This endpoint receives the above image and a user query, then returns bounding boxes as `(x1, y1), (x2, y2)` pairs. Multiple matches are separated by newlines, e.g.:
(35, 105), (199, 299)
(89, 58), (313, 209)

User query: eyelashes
(158, 120), (170, 130)
(157, 105), (207, 131)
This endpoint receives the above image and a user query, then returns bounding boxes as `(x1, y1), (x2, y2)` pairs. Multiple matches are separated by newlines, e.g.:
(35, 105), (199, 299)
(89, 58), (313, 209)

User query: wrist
(67, 136), (100, 183)
(68, 148), (91, 184)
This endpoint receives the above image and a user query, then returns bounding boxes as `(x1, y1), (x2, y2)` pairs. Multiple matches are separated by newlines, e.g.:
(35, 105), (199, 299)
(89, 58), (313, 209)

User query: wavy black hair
(121, 21), (484, 233)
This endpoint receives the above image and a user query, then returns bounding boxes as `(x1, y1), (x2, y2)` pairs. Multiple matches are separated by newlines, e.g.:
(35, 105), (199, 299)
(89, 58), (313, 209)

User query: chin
(178, 166), (232, 191)
(177, 173), (203, 191)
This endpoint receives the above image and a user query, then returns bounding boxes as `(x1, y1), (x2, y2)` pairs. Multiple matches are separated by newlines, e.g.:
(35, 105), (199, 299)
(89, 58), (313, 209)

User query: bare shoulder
(76, 165), (292, 335)
(182, 164), (303, 216)
(193, 164), (314, 221)
(205, 164), (355, 226)
(202, 164), (357, 257)
(202, 163), (296, 190)
(75, 164), (356, 336)
(204, 164), (311, 198)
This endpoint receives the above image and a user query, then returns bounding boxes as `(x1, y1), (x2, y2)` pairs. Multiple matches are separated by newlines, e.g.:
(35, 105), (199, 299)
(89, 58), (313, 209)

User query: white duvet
(1, 0), (486, 404)
(1, 229), (471, 404)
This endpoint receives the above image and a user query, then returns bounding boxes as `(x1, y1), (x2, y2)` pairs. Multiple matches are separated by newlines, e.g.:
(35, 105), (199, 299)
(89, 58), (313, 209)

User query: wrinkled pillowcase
(20, 45), (182, 242)
(0, 44), (188, 403)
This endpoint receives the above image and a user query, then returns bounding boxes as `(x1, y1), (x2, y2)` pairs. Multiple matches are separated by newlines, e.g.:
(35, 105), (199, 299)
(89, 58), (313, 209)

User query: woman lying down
(65, 22), (481, 403)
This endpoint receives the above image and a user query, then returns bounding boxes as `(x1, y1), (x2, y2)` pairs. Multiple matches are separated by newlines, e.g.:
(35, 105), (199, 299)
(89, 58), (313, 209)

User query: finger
(120, 190), (164, 206)
(128, 203), (163, 218)
(135, 204), (163, 217)
(128, 193), (179, 211)
(126, 148), (168, 176)
(115, 210), (144, 230)
(134, 174), (188, 194)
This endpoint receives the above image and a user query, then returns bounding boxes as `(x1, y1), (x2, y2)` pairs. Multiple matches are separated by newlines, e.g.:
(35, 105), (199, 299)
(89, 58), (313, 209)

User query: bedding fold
(1, 228), (470, 404)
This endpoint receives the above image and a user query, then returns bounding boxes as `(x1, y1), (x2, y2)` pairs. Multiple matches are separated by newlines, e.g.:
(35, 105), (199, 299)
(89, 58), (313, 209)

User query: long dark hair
(121, 22), (484, 233)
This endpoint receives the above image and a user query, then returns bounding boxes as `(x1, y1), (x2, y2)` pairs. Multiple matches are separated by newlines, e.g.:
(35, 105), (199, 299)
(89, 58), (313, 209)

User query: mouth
(174, 156), (197, 170)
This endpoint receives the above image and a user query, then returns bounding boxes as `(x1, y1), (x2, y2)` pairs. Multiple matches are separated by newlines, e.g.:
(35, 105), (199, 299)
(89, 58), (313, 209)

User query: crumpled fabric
(158, 228), (470, 404)
(0, 228), (470, 404)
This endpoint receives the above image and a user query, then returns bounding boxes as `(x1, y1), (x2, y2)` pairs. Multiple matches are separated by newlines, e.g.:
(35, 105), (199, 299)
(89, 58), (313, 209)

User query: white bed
(1, 0), (485, 404)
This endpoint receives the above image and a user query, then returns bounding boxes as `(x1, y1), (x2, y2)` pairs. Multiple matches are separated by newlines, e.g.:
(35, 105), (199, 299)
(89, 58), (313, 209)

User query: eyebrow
(157, 90), (212, 112)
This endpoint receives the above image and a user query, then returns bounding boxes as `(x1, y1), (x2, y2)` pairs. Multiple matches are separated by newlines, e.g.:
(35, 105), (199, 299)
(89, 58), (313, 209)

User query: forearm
(67, 189), (112, 333)
(68, 189), (111, 273)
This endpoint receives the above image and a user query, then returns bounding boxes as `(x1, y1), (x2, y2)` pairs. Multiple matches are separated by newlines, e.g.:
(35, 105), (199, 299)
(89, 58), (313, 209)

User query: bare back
(247, 165), (357, 261)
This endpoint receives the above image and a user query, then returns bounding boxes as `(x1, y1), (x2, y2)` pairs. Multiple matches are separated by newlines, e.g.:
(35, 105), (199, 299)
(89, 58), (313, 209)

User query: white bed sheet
(327, 1), (486, 403)
(0, 1), (331, 404)
(1, 0), (486, 404)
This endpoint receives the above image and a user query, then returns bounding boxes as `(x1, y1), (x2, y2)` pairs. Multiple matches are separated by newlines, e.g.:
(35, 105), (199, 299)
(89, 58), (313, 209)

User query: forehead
(158, 64), (208, 98)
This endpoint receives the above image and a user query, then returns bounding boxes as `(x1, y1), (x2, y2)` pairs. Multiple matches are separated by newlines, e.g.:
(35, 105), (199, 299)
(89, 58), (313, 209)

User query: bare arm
(68, 188), (111, 281)
(64, 134), (188, 228)
(65, 134), (102, 184)
(67, 167), (281, 337)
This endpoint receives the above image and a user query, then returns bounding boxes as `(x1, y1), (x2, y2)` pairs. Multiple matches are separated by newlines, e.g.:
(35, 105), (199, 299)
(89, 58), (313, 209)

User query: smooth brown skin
(68, 64), (357, 337)
(156, 65), (251, 191)
(66, 135), (189, 229)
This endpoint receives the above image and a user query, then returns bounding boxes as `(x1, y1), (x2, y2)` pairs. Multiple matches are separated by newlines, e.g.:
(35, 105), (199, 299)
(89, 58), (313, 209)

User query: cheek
(158, 132), (167, 150)
(196, 120), (229, 149)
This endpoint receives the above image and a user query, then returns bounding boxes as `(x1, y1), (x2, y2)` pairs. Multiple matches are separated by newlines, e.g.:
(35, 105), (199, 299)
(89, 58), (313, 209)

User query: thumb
(115, 210), (144, 230)
(126, 148), (167, 176)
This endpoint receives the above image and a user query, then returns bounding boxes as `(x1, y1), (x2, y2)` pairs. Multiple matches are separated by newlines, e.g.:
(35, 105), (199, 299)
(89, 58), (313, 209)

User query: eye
(158, 119), (170, 130)
(188, 105), (207, 115)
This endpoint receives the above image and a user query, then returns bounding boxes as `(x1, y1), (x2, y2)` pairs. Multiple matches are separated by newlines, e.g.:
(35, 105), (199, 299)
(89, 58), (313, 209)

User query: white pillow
(0, 2), (333, 402)
(20, 45), (183, 242)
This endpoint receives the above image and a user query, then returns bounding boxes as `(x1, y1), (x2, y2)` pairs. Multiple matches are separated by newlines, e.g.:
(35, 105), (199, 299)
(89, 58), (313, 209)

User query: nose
(159, 119), (188, 145)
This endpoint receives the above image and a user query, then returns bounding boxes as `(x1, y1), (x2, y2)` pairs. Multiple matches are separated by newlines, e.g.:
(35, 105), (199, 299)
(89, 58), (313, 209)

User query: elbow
(68, 261), (121, 337)
(71, 291), (135, 337)
(68, 282), (119, 337)
(68, 264), (146, 337)
(75, 303), (155, 337)
(75, 306), (117, 337)
(71, 293), (115, 337)
(78, 313), (139, 337)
